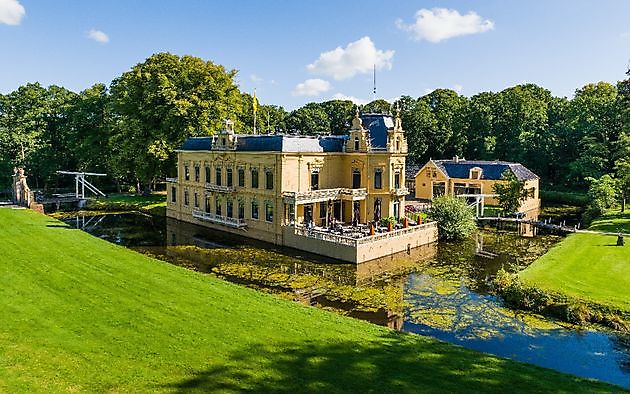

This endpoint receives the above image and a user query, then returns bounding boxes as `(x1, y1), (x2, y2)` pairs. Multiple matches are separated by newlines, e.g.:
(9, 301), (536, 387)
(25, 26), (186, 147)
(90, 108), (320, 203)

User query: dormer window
(469, 167), (482, 180)
(354, 137), (360, 151)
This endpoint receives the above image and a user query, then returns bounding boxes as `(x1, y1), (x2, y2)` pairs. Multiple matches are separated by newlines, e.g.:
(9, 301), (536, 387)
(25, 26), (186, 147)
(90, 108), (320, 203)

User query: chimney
(453, 155), (459, 163)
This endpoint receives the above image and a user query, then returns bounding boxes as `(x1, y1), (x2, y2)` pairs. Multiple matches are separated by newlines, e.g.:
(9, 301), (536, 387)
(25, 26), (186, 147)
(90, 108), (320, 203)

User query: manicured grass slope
(520, 211), (630, 312)
(0, 209), (620, 393)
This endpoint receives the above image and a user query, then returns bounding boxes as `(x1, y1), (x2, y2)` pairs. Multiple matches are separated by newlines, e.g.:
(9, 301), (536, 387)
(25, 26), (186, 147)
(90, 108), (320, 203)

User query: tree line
(1, 52), (628, 198)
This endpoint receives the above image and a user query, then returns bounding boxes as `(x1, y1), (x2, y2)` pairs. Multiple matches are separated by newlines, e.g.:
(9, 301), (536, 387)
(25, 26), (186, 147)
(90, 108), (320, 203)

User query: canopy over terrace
(283, 187), (368, 227)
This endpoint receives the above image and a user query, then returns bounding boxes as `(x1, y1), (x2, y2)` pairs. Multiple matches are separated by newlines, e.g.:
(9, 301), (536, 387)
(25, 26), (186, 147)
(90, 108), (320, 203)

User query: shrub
(540, 190), (589, 206)
(427, 195), (476, 240)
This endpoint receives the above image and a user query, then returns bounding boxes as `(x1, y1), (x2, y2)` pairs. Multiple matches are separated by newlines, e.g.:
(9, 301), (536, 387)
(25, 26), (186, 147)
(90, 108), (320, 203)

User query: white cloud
(87, 29), (109, 43)
(396, 8), (494, 43)
(0, 0), (25, 25)
(307, 36), (394, 80)
(292, 79), (331, 97)
(331, 93), (370, 106)
(250, 74), (263, 83)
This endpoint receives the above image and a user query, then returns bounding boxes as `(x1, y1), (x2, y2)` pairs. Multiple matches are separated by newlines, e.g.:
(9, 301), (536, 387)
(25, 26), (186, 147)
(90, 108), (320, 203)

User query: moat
(62, 212), (630, 388)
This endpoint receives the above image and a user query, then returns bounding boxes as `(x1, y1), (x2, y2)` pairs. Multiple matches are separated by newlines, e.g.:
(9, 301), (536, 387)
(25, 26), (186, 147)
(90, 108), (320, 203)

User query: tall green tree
(108, 52), (241, 191)
(285, 103), (330, 135)
(421, 89), (469, 159)
(362, 99), (391, 114)
(465, 92), (497, 160)
(320, 100), (355, 135)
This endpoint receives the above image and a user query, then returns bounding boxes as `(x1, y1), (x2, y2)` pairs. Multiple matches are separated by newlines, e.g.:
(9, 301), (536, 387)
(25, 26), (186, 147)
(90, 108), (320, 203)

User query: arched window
(354, 137), (360, 151)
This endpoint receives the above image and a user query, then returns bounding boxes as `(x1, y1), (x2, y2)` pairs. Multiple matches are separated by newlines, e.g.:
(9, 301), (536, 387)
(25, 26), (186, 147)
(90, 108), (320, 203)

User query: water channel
(61, 212), (630, 388)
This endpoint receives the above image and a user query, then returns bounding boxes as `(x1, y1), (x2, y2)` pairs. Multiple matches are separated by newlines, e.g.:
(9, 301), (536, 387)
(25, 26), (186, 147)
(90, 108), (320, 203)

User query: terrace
(283, 188), (367, 204)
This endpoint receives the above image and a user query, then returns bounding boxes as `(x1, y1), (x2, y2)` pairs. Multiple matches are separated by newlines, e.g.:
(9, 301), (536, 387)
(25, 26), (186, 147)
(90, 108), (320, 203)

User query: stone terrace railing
(205, 183), (235, 193)
(292, 221), (437, 247)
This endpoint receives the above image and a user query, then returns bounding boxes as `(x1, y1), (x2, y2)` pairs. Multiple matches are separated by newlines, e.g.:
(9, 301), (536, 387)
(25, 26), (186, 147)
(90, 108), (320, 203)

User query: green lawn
(520, 210), (630, 312)
(87, 192), (166, 215)
(0, 209), (622, 393)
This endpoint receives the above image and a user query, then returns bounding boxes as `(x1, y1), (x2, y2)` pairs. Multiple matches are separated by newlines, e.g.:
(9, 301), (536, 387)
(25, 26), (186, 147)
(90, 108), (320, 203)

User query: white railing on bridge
(192, 209), (246, 228)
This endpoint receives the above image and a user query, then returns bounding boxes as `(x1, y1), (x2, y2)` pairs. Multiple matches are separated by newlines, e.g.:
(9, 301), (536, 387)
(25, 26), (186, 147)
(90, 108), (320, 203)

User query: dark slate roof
(405, 164), (421, 178)
(361, 114), (394, 148)
(181, 137), (213, 150)
(432, 160), (539, 181)
(180, 135), (347, 153)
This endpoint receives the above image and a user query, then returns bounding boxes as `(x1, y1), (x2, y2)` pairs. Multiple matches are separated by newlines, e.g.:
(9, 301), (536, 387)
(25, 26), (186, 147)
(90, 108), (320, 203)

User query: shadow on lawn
(160, 332), (605, 393)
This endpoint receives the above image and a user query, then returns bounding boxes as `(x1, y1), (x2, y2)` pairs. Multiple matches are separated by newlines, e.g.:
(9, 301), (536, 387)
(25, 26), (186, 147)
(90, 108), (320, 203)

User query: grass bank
(498, 210), (630, 330)
(86, 192), (166, 216)
(0, 209), (621, 392)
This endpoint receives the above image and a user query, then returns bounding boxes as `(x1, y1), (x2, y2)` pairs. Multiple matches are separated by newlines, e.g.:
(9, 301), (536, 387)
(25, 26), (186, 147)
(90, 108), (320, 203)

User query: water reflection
(62, 212), (630, 388)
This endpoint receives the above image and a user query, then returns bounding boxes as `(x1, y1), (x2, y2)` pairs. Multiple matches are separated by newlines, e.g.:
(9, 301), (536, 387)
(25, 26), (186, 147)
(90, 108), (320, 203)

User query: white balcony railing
(166, 177), (177, 183)
(283, 188), (367, 204)
(391, 187), (410, 197)
(205, 183), (235, 193)
(192, 209), (247, 228)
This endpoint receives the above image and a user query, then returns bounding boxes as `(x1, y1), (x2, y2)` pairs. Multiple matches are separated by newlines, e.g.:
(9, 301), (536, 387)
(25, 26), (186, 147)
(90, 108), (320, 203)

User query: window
(194, 192), (199, 208)
(394, 171), (401, 189)
(226, 199), (233, 218)
(227, 168), (233, 187)
(311, 171), (319, 190)
(238, 201), (245, 219)
(393, 202), (400, 219)
(170, 186), (176, 203)
(432, 182), (445, 198)
(374, 169), (382, 189)
(184, 190), (189, 206)
(205, 196), (211, 213)
(205, 166), (211, 183)
(184, 166), (190, 181)
(265, 202), (273, 222)
(194, 166), (200, 182)
(352, 170), (361, 189)
(354, 137), (359, 151)
(215, 197), (222, 215)
(251, 168), (259, 188)
(395, 138), (400, 151)
(251, 200), (259, 219)
(215, 167), (222, 186)
(469, 167), (482, 180)
(265, 170), (273, 190)
(286, 203), (295, 224)
(528, 187), (536, 199)
(454, 182), (466, 195)
(238, 168), (245, 187)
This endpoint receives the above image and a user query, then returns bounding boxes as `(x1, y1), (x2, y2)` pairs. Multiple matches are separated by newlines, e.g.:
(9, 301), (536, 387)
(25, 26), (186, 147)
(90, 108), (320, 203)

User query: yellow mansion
(166, 112), (438, 263)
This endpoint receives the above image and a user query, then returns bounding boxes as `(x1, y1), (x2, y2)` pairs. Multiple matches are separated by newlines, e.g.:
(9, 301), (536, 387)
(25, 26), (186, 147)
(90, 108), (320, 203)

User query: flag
(253, 89), (258, 115)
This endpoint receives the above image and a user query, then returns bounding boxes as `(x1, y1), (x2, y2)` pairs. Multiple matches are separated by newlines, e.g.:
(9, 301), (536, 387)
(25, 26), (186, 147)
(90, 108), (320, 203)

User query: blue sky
(1, 0), (629, 109)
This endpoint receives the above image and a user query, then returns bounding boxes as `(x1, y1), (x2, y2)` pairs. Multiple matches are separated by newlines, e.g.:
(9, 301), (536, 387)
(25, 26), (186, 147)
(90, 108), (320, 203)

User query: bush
(427, 196), (476, 240)
(540, 190), (589, 206)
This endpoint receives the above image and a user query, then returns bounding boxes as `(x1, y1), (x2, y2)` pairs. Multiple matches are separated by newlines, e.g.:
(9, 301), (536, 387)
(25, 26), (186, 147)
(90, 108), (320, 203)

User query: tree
(285, 103), (330, 135)
(583, 174), (619, 224)
(362, 99), (391, 114)
(493, 84), (551, 165)
(492, 170), (529, 214)
(427, 195), (476, 240)
(320, 100), (355, 135)
(237, 93), (287, 134)
(566, 82), (621, 185)
(398, 98), (436, 163)
(420, 89), (469, 159)
(108, 52), (241, 192)
(465, 92), (497, 160)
